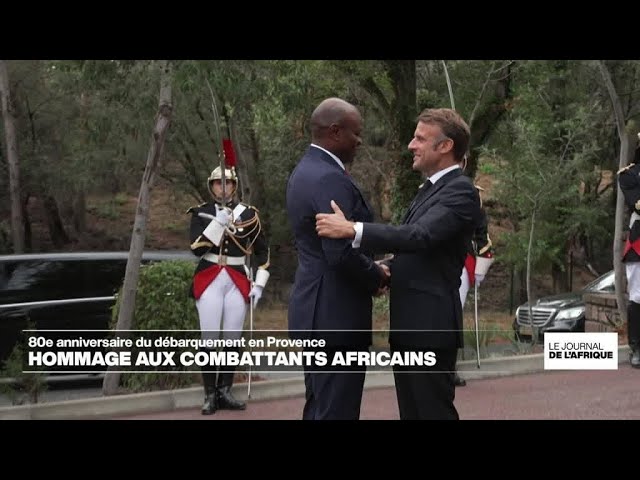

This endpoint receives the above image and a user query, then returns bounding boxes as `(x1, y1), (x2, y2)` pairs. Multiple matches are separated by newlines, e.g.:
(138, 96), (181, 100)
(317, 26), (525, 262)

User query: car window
(0, 260), (87, 303)
(83, 259), (128, 297)
(583, 271), (615, 293)
(0, 253), (194, 305)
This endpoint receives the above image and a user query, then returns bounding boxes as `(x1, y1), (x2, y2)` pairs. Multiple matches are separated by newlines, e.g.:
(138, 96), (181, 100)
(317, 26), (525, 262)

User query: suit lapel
(312, 146), (373, 218)
(346, 174), (373, 217)
(404, 169), (462, 224)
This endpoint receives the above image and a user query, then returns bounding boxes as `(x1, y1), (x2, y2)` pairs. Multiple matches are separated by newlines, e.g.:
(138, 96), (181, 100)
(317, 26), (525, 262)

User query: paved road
(116, 364), (640, 420)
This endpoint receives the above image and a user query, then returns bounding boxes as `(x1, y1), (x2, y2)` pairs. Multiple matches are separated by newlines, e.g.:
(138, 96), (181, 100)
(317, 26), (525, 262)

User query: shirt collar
(310, 143), (345, 171)
(427, 164), (460, 185)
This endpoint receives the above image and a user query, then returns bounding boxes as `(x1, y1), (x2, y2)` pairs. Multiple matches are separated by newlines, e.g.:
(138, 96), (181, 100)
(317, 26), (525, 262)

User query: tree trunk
(42, 195), (71, 247)
(23, 194), (32, 251)
(73, 191), (86, 233)
(243, 127), (265, 206)
(0, 60), (24, 253)
(102, 60), (173, 396)
(384, 60), (418, 222)
(598, 60), (634, 325)
(551, 262), (569, 293)
(466, 62), (512, 178)
(527, 203), (538, 346)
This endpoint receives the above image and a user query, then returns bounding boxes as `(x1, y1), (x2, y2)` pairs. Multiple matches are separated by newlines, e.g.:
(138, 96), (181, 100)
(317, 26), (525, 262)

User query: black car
(513, 269), (615, 341)
(0, 251), (194, 370)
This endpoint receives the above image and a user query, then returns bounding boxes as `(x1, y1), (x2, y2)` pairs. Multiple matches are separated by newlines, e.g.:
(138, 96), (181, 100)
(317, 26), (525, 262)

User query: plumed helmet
(207, 166), (238, 199)
(208, 166), (238, 183)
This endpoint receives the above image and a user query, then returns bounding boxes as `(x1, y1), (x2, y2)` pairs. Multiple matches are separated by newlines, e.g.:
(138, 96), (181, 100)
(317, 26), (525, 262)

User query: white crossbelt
(203, 253), (246, 266)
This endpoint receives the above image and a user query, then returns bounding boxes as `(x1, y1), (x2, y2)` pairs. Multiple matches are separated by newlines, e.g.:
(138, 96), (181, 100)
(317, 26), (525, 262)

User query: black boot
(216, 367), (246, 410)
(628, 302), (640, 369)
(631, 348), (640, 369)
(201, 371), (218, 415)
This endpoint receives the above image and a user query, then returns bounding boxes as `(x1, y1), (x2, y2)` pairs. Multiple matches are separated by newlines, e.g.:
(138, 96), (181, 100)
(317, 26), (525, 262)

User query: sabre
(442, 60), (456, 111)
(205, 79), (227, 202)
(442, 61), (476, 367)
(247, 267), (255, 399)
(474, 282), (481, 368)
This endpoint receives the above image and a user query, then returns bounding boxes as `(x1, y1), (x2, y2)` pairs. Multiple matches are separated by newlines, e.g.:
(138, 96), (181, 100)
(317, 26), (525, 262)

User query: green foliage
(477, 162), (497, 175)
(8, 60), (158, 204)
(111, 260), (200, 392)
(0, 342), (48, 405)
(5, 59), (640, 300)
(0, 220), (12, 254)
(373, 295), (390, 316)
(391, 150), (422, 223)
(164, 221), (185, 234)
(503, 334), (536, 356)
(487, 60), (616, 281)
(91, 201), (120, 220)
(463, 323), (502, 359)
(114, 192), (129, 206)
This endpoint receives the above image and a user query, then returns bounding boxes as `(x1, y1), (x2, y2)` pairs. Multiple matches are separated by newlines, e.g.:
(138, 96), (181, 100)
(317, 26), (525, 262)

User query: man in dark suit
(286, 97), (389, 420)
(315, 108), (482, 420)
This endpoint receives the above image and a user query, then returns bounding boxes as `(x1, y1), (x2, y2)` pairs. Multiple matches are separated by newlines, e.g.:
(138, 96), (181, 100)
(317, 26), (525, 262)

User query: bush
(0, 343), (48, 405)
(462, 322), (502, 359)
(111, 260), (201, 392)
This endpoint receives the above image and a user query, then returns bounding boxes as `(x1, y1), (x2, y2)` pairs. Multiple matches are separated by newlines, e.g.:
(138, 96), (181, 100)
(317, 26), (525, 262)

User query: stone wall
(583, 292), (624, 332)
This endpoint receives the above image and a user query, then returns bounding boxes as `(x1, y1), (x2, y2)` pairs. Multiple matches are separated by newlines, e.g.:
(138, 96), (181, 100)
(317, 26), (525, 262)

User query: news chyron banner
(22, 330), (442, 374)
(544, 332), (618, 370)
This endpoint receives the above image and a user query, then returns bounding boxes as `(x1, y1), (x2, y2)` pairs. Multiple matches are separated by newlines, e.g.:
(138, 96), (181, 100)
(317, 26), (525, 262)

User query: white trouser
(196, 268), (247, 341)
(626, 263), (640, 304)
(459, 267), (470, 308)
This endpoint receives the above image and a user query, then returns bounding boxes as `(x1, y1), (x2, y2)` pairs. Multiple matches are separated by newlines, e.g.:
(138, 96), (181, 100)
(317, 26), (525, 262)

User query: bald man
(286, 98), (388, 420)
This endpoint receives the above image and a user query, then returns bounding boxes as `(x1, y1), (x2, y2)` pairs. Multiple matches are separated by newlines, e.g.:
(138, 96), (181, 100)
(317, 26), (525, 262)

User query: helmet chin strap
(216, 195), (233, 205)
(210, 185), (237, 205)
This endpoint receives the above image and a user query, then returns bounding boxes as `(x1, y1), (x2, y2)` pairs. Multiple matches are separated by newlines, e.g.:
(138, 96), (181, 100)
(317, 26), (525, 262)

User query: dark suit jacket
(361, 168), (481, 349)
(286, 146), (382, 348)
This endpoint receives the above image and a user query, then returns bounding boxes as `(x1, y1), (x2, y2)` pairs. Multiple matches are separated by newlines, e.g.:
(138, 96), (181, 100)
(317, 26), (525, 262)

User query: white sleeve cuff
(202, 219), (225, 246)
(254, 268), (270, 288)
(351, 222), (364, 249)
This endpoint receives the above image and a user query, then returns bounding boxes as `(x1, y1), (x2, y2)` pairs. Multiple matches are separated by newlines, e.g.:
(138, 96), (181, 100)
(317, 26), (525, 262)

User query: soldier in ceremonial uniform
(455, 185), (495, 386)
(459, 186), (494, 308)
(617, 143), (640, 369)
(187, 166), (271, 414)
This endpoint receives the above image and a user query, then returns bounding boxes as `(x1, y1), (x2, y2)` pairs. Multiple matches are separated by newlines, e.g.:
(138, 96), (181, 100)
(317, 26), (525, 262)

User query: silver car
(513, 270), (615, 341)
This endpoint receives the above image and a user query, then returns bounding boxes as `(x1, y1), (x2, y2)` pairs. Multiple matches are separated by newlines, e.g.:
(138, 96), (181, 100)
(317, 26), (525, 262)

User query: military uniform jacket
(463, 201), (493, 286)
(187, 200), (270, 301)
(618, 162), (640, 262)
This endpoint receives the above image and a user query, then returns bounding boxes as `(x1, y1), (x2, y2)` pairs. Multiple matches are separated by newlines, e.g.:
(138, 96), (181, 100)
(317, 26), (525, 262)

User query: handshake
(375, 260), (391, 297)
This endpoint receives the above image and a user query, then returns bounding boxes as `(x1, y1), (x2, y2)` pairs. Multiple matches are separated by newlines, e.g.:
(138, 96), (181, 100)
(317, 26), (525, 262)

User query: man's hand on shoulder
(316, 200), (356, 239)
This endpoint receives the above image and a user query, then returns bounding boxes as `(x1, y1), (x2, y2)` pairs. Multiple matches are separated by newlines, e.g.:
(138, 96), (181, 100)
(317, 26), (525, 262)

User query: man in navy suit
(316, 108), (482, 420)
(286, 97), (389, 420)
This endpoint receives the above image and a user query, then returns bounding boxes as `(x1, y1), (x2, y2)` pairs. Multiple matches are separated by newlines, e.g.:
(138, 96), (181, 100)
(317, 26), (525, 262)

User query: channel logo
(544, 332), (618, 370)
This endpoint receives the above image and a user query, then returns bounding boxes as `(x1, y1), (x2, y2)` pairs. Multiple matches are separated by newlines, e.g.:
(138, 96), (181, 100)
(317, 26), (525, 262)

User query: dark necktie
(409, 180), (433, 210)
(402, 180), (432, 224)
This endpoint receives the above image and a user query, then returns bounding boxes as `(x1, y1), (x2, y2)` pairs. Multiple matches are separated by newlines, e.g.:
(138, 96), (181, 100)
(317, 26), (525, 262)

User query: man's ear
(439, 138), (454, 154)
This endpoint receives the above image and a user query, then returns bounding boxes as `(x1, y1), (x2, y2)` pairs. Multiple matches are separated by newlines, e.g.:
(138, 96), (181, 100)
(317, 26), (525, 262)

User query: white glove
(475, 273), (485, 285)
(249, 285), (263, 306)
(216, 207), (232, 227)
